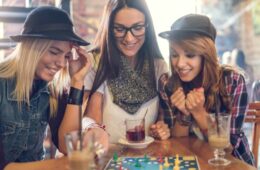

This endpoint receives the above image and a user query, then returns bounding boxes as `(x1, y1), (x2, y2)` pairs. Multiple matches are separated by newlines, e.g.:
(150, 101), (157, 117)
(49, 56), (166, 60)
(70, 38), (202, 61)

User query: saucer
(118, 136), (154, 149)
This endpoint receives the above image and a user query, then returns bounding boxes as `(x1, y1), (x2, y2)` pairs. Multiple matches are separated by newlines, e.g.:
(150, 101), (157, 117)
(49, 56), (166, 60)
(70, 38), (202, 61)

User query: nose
(55, 55), (66, 68)
(124, 30), (136, 42)
(175, 55), (187, 68)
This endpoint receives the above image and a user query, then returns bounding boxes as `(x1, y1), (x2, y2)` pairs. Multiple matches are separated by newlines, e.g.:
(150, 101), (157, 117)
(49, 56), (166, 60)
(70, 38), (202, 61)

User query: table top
(99, 137), (257, 170)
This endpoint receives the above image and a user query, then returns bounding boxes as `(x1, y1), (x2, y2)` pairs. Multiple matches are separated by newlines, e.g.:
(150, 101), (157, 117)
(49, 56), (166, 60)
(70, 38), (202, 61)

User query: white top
(84, 59), (168, 143)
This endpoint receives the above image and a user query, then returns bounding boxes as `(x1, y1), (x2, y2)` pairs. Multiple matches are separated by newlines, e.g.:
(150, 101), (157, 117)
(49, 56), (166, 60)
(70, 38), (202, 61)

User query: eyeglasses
(113, 24), (147, 38)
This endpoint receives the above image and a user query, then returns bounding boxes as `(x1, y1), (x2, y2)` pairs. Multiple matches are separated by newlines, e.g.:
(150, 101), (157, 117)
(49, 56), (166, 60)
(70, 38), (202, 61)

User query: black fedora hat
(10, 6), (89, 46)
(159, 14), (216, 41)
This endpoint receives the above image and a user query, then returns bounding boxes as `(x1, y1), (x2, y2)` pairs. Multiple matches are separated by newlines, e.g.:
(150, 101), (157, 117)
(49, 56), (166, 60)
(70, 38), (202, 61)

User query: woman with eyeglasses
(83, 0), (170, 143)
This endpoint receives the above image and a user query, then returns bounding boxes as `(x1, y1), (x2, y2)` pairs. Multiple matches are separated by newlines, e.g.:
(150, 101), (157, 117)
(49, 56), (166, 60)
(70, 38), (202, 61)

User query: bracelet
(177, 113), (192, 126)
(67, 86), (84, 105)
(82, 117), (107, 132)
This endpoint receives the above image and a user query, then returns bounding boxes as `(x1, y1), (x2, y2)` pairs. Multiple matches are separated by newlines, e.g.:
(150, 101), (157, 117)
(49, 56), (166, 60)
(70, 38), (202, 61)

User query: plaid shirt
(158, 70), (255, 166)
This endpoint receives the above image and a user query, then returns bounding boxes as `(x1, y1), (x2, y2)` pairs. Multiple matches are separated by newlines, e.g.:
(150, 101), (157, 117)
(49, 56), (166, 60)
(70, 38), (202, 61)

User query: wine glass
(207, 113), (231, 166)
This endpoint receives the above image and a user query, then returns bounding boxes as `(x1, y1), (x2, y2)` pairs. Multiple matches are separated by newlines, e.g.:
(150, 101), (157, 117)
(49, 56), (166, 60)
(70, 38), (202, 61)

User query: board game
(104, 155), (200, 170)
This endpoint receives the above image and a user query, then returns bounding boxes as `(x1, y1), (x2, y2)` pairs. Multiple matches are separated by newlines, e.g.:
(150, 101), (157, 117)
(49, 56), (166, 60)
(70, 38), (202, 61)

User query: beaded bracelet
(67, 86), (84, 105)
(82, 117), (107, 132)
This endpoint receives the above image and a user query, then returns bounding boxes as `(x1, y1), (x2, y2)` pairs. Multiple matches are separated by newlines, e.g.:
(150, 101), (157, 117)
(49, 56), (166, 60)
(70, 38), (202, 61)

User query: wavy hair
(0, 38), (69, 116)
(169, 35), (233, 113)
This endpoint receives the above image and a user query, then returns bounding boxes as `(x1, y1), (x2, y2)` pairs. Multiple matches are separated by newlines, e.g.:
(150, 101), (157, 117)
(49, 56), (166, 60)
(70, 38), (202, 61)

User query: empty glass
(207, 113), (231, 166)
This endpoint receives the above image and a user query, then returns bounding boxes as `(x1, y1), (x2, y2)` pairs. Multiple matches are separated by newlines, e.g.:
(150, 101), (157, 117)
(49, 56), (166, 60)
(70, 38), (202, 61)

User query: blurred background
(0, 0), (259, 167)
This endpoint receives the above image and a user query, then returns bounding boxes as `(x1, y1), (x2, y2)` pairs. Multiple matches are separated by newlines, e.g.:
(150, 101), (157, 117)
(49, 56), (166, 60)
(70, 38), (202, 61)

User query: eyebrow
(49, 46), (72, 56)
(114, 21), (145, 27)
(49, 46), (64, 53)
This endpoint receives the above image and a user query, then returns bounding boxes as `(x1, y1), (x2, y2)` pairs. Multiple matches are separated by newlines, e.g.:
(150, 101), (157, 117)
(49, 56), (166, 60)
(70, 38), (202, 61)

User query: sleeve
(154, 59), (169, 90)
(84, 68), (96, 91)
(84, 67), (105, 95)
(226, 72), (255, 166)
(158, 73), (176, 128)
(48, 93), (67, 148)
(227, 72), (248, 135)
(0, 137), (8, 170)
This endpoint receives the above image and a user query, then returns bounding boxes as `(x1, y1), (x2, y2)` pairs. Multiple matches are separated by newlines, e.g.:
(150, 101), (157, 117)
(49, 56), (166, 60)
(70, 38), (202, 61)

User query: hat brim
(159, 30), (214, 41)
(10, 31), (89, 46)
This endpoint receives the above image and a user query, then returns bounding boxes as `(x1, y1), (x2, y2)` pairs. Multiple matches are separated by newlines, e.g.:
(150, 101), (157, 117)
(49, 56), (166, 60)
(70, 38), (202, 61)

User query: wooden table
(98, 137), (257, 170)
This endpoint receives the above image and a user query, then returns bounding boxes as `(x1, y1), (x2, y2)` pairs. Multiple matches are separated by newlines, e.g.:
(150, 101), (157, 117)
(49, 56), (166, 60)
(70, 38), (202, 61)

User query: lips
(177, 69), (191, 77)
(46, 66), (59, 75)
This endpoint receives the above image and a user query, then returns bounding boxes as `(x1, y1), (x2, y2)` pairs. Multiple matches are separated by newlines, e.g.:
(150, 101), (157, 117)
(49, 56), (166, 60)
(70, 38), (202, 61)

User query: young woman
(84, 0), (170, 143)
(158, 14), (255, 166)
(0, 6), (108, 170)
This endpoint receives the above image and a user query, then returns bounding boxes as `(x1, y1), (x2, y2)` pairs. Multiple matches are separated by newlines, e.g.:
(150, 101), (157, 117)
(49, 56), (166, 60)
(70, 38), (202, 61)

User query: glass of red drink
(125, 118), (145, 143)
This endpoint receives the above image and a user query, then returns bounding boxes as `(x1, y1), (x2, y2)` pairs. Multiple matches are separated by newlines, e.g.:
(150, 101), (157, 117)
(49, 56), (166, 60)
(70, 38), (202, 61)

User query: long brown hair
(169, 35), (232, 113)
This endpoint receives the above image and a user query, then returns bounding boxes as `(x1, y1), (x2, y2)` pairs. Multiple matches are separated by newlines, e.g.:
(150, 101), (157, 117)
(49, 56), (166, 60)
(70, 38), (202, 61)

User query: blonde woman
(158, 14), (255, 166)
(0, 6), (108, 170)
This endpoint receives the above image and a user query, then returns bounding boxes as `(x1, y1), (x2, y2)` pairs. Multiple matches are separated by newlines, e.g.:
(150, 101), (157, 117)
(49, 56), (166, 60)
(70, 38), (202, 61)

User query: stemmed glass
(207, 113), (231, 166)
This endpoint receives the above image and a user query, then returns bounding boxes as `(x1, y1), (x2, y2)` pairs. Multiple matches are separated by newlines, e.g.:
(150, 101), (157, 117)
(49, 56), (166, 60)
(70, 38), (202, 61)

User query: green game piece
(135, 159), (142, 167)
(144, 154), (149, 162)
(113, 152), (118, 162)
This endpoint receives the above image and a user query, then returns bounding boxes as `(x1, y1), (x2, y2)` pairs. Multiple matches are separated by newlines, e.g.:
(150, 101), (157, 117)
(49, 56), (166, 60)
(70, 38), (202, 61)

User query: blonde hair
(0, 38), (70, 117)
(170, 36), (234, 112)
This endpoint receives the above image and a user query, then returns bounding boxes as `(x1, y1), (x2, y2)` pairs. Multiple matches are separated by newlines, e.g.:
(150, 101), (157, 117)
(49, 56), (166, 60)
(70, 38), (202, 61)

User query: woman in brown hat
(0, 6), (108, 170)
(158, 14), (255, 166)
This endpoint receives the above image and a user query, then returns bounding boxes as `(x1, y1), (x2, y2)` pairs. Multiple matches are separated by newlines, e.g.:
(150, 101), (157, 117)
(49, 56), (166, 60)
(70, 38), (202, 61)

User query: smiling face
(35, 40), (72, 82)
(113, 7), (146, 60)
(170, 42), (202, 82)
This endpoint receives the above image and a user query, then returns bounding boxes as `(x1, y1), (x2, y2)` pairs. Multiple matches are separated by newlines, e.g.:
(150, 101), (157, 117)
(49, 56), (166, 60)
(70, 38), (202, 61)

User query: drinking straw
(78, 86), (84, 151)
(215, 93), (220, 135)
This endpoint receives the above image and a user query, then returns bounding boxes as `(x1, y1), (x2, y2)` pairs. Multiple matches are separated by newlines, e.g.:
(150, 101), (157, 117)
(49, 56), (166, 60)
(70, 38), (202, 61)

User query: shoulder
(154, 58), (167, 68)
(158, 73), (170, 91)
(153, 58), (169, 80)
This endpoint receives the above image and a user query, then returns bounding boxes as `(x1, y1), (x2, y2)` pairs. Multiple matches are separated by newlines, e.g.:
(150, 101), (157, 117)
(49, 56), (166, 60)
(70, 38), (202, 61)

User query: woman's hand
(186, 87), (205, 115)
(68, 46), (93, 83)
(170, 87), (190, 115)
(149, 121), (170, 140)
(83, 127), (109, 158)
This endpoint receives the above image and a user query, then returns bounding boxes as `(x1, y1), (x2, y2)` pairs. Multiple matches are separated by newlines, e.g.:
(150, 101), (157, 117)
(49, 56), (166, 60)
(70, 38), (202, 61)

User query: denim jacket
(0, 77), (50, 162)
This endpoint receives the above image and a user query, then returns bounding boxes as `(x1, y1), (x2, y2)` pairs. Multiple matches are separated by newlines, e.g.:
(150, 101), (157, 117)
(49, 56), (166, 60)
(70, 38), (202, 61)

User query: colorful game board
(104, 155), (200, 170)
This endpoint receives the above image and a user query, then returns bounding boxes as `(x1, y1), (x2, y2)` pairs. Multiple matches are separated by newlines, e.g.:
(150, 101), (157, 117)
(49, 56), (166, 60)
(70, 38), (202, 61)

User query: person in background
(221, 51), (232, 65)
(231, 49), (254, 101)
(0, 6), (108, 170)
(251, 80), (260, 102)
(158, 14), (255, 166)
(84, 0), (170, 143)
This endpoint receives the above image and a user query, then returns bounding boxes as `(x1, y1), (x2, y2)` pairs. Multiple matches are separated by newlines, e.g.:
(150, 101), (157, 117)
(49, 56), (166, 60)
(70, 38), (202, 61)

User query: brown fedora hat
(10, 6), (89, 46)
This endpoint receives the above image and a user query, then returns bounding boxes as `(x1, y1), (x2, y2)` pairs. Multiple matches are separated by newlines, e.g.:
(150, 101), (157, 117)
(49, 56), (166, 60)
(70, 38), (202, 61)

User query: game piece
(105, 156), (200, 170)
(158, 153), (163, 164)
(175, 154), (180, 165)
(164, 157), (170, 167)
(144, 154), (149, 162)
(113, 152), (118, 162)
(135, 159), (142, 167)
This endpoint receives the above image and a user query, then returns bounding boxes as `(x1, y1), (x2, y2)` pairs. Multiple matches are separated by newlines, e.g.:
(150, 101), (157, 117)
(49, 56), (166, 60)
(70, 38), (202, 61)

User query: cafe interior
(0, 0), (260, 170)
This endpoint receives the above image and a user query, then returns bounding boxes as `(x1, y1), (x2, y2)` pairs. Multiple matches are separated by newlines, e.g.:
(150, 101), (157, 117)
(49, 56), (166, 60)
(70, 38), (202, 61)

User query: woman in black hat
(0, 6), (108, 170)
(84, 0), (170, 143)
(158, 14), (255, 166)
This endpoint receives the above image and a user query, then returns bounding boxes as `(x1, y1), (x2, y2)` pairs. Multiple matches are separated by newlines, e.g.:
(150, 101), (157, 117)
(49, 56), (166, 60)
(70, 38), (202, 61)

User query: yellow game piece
(164, 157), (170, 167)
(188, 168), (196, 170)
(173, 165), (180, 170)
(159, 164), (163, 170)
(175, 155), (180, 165)
(150, 157), (157, 161)
(183, 156), (195, 161)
